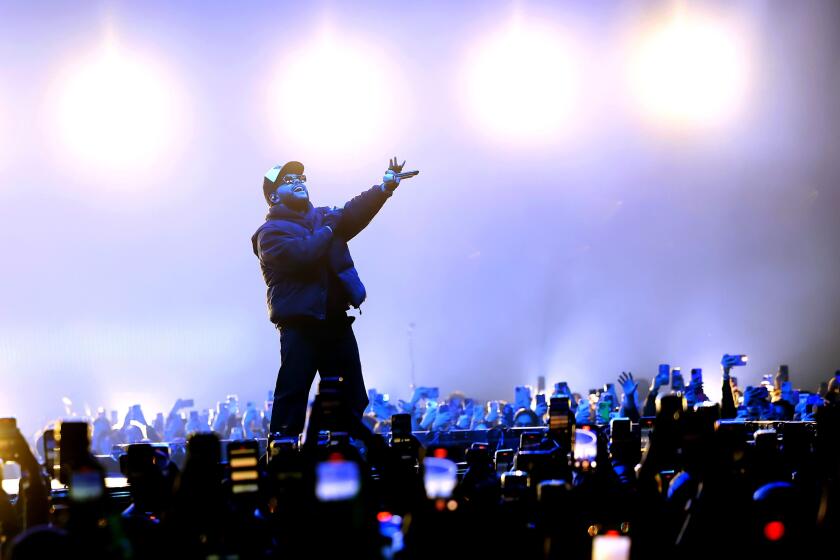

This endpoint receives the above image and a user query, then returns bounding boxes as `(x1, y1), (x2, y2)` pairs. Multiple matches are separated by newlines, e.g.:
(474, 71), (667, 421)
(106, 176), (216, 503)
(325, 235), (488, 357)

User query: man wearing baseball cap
(252, 157), (418, 438)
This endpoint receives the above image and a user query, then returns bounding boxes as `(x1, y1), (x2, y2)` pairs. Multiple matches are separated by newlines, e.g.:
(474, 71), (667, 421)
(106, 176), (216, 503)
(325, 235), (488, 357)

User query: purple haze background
(1, 1), (839, 438)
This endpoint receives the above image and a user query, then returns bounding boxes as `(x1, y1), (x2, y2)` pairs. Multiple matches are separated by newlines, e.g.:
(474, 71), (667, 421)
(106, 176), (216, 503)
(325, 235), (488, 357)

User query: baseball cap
(263, 160), (304, 203)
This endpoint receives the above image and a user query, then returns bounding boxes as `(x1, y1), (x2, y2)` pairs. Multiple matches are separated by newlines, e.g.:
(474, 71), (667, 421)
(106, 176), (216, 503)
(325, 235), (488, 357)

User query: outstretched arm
(336, 157), (417, 241)
(618, 371), (640, 422)
(642, 364), (670, 417)
(720, 357), (738, 419)
(335, 185), (393, 241)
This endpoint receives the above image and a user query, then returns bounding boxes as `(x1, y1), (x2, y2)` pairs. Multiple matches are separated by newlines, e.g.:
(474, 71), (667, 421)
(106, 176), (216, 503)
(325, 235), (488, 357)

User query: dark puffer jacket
(252, 185), (391, 326)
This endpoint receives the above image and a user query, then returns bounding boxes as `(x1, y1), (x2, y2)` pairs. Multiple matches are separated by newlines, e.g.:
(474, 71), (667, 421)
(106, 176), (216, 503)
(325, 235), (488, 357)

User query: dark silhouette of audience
(1, 358), (838, 559)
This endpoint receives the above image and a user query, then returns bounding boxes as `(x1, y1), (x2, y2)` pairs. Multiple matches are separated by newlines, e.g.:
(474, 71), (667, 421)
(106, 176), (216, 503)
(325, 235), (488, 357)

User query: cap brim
(278, 161), (304, 181)
(265, 161), (305, 185)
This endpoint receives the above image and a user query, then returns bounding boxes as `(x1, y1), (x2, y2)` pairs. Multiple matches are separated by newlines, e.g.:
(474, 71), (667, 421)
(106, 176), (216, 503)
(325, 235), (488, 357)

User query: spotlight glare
(627, 12), (751, 129)
(462, 21), (580, 141)
(51, 42), (184, 174)
(267, 34), (397, 160)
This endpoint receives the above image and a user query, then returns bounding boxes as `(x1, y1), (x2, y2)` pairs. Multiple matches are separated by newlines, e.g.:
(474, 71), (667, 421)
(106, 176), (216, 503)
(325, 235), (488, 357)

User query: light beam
(461, 18), (581, 142)
(50, 37), (186, 178)
(626, 10), (752, 129)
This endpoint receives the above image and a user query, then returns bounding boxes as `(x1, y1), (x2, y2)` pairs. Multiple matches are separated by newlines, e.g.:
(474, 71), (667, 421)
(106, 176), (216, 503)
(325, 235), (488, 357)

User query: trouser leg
(270, 326), (318, 436)
(316, 322), (369, 425)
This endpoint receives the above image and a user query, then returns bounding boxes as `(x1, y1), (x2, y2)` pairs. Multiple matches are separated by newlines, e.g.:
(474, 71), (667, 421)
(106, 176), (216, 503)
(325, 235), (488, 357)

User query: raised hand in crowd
(642, 363), (670, 416)
(617, 371), (640, 421)
(670, 368), (686, 393)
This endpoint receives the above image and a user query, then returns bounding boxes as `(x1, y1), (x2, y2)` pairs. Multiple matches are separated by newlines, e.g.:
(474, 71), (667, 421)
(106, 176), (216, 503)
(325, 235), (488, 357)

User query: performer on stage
(252, 158), (417, 437)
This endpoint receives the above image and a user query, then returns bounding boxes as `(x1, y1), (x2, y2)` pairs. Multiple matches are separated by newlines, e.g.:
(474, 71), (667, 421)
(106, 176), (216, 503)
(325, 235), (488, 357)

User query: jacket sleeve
(337, 185), (392, 241)
(257, 225), (334, 268)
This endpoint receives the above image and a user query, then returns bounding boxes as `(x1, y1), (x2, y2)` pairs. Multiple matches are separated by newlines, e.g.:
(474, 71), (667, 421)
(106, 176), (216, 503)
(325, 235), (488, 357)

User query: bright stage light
(266, 32), (400, 161)
(50, 40), (185, 175)
(461, 20), (580, 142)
(626, 11), (752, 129)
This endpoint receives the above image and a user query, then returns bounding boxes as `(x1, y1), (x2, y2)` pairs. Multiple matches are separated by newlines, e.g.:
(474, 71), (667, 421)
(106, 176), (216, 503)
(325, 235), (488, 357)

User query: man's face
(274, 173), (309, 205)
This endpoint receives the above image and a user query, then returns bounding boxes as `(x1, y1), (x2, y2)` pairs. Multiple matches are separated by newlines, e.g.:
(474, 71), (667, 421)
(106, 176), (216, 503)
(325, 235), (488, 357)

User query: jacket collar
(266, 201), (315, 225)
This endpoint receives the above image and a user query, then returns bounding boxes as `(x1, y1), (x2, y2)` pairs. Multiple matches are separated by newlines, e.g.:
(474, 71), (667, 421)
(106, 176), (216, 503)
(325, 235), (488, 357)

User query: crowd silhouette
(1, 357), (839, 559)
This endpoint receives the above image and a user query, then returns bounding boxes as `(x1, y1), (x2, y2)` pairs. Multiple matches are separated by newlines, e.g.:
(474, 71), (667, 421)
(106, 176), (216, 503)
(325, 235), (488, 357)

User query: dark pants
(269, 318), (369, 436)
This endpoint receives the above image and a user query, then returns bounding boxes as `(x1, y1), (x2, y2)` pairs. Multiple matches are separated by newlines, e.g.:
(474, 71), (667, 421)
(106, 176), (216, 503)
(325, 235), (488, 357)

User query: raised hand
(382, 156), (405, 191)
(383, 156), (420, 191)
(774, 364), (789, 390)
(721, 354), (743, 376)
(419, 405), (437, 430)
(618, 371), (638, 397)
(388, 156), (405, 174)
(575, 398), (592, 424)
(652, 364), (670, 392)
(671, 369), (686, 392)
(689, 368), (703, 387)
(432, 405), (453, 431)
